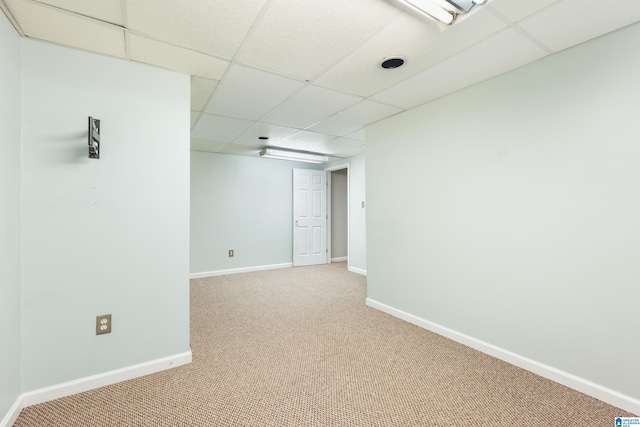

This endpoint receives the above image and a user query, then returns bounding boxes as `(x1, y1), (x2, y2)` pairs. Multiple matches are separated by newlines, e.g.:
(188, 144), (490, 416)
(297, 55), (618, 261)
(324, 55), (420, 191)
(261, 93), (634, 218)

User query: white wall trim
(365, 298), (639, 415)
(0, 395), (23, 427)
(0, 351), (192, 426)
(331, 256), (348, 262)
(348, 266), (367, 276)
(190, 262), (292, 279)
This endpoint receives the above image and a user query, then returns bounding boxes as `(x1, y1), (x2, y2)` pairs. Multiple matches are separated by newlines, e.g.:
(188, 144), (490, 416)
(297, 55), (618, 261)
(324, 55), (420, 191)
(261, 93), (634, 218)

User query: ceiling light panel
(371, 27), (548, 109)
(487, 0), (559, 22)
(314, 10), (505, 97)
(403, 0), (455, 23)
(517, 0), (640, 53)
(235, 0), (400, 80)
(191, 76), (219, 112)
(263, 85), (362, 129)
(448, 0), (479, 12)
(232, 123), (302, 147)
(309, 100), (403, 137)
(33, 0), (124, 26)
(191, 113), (254, 143)
(260, 149), (328, 163)
(127, 33), (229, 80)
(204, 64), (306, 120)
(126, 0), (270, 59)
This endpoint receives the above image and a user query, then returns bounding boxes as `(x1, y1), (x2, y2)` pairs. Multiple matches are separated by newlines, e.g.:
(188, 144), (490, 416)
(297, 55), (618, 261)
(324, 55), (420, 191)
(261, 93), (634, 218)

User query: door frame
(325, 163), (350, 264)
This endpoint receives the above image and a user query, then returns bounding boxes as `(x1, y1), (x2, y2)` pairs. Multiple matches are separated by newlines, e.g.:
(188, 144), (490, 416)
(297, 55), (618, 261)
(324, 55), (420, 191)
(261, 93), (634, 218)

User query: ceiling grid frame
(2, 0), (640, 160)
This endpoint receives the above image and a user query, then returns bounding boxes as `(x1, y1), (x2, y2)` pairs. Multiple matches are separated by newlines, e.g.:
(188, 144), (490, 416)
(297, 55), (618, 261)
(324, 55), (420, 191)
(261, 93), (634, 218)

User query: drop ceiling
(2, 0), (640, 161)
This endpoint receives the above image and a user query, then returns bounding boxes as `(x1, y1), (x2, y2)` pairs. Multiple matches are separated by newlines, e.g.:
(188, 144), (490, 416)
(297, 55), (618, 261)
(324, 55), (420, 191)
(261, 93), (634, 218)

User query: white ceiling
(2, 0), (640, 160)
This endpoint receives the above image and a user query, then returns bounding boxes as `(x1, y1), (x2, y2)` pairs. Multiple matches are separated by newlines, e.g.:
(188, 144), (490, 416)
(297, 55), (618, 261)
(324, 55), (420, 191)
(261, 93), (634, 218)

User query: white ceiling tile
(126, 0), (270, 59)
(191, 77), (218, 112)
(190, 111), (201, 128)
(323, 137), (366, 157)
(309, 100), (403, 136)
(34, 0), (124, 25)
(285, 130), (337, 145)
(335, 145), (365, 158)
(191, 139), (227, 153)
(263, 85), (362, 129)
(372, 28), (548, 109)
(9, 0), (639, 164)
(306, 116), (361, 138)
(518, 0), (640, 53)
(128, 33), (229, 79)
(204, 64), (305, 120)
(191, 113), (254, 143)
(315, 9), (506, 97)
(235, 0), (399, 80)
(220, 144), (261, 157)
(345, 129), (366, 141)
(4, 0), (125, 58)
(271, 130), (337, 153)
(487, 0), (559, 23)
(232, 123), (302, 147)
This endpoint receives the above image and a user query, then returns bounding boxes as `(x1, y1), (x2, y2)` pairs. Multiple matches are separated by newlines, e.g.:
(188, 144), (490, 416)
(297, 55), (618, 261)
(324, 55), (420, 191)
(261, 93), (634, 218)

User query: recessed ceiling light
(380, 57), (406, 70)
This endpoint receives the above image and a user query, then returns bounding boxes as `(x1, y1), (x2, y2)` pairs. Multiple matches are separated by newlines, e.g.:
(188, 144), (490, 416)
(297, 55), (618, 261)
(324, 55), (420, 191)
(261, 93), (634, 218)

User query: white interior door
(293, 168), (327, 267)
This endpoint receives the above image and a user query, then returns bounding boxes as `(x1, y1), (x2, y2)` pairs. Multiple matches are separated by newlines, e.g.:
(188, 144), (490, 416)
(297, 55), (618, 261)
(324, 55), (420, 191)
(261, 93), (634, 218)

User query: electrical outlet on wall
(228, 249), (234, 257)
(96, 314), (112, 335)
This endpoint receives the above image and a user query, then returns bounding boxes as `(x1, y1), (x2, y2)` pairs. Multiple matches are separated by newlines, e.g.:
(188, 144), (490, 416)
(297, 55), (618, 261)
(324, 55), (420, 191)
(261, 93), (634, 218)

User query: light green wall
(191, 152), (366, 274)
(190, 152), (323, 273)
(20, 40), (191, 391)
(367, 22), (640, 400)
(0, 9), (22, 419)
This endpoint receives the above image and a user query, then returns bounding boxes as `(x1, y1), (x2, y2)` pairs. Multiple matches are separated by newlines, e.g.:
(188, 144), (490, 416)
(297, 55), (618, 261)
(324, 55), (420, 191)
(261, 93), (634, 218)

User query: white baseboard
(348, 266), (367, 276)
(0, 395), (23, 427)
(0, 351), (192, 427)
(190, 263), (292, 279)
(365, 298), (640, 416)
(331, 257), (348, 262)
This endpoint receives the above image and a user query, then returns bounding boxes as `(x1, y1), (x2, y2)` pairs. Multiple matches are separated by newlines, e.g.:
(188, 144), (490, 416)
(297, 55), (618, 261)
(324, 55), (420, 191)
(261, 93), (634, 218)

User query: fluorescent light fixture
(400, 0), (489, 24)
(404, 0), (454, 24)
(260, 148), (328, 164)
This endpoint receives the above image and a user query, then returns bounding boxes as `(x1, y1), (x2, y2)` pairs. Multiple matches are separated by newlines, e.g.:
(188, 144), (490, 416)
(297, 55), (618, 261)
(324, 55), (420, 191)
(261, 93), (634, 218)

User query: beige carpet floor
(14, 262), (633, 426)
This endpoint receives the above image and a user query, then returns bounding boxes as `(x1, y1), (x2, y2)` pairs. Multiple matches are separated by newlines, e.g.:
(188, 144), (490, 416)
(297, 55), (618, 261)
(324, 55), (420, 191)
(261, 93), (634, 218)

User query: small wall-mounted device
(96, 314), (112, 335)
(88, 116), (100, 159)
